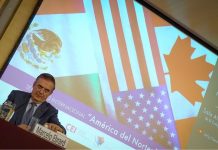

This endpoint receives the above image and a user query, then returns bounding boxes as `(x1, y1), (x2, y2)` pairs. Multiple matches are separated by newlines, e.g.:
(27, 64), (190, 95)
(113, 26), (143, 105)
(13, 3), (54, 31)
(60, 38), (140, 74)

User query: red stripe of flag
(126, 0), (151, 88)
(143, 8), (166, 85)
(109, 0), (136, 90)
(92, 0), (119, 92)
(37, 0), (85, 15)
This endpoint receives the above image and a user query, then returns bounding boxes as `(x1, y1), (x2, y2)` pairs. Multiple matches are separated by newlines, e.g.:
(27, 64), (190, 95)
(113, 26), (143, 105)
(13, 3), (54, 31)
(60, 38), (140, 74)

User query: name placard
(32, 124), (69, 148)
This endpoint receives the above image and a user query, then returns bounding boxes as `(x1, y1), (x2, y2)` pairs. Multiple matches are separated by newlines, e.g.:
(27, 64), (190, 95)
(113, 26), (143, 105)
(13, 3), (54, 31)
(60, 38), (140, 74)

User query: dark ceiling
(143, 0), (218, 54)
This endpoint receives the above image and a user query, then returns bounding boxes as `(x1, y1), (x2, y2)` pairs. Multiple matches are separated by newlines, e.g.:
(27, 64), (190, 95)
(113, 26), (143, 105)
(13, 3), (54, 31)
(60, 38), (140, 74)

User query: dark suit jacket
(6, 90), (66, 134)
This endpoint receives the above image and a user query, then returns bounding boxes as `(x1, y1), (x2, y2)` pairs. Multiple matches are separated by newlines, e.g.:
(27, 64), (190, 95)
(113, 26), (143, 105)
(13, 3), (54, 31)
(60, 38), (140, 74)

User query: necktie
(22, 102), (36, 125)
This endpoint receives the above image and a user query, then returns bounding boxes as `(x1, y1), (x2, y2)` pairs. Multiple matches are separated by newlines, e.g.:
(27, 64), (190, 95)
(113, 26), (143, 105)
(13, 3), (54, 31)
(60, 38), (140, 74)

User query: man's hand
(44, 123), (64, 133)
(18, 124), (29, 131)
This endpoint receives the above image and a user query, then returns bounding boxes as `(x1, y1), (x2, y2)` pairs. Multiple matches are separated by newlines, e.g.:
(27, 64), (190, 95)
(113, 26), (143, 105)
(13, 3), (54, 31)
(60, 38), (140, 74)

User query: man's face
(31, 77), (55, 103)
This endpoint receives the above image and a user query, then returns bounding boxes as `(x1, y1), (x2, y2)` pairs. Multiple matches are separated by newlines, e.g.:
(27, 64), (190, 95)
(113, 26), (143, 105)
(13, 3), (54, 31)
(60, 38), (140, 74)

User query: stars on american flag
(131, 109), (137, 115)
(120, 111), (125, 116)
(138, 115), (144, 121)
(142, 130), (146, 135)
(139, 93), (144, 98)
(153, 106), (158, 111)
(135, 101), (141, 107)
(146, 99), (151, 105)
(160, 112), (165, 118)
(124, 103), (129, 108)
(157, 98), (162, 104)
(149, 114), (154, 119)
(127, 117), (132, 123)
(128, 94), (133, 100)
(117, 96), (122, 102)
(113, 86), (180, 149)
(150, 92), (155, 97)
(161, 90), (166, 96)
(134, 124), (139, 129)
(142, 107), (147, 113)
(157, 120), (161, 125)
(145, 122), (150, 127)
(164, 104), (169, 110)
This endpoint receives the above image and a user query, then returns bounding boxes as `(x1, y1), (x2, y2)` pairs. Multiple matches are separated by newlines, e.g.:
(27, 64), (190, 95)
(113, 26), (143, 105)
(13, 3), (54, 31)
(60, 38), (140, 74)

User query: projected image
(0, 0), (217, 149)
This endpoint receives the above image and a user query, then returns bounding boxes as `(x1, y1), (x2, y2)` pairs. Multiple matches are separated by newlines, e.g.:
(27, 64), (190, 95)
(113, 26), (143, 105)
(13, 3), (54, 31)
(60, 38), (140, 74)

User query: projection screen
(0, 0), (217, 149)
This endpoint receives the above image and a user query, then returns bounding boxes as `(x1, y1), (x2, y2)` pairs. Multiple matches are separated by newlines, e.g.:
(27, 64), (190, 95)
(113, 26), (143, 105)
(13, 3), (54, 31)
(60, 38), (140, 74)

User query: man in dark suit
(5, 73), (66, 134)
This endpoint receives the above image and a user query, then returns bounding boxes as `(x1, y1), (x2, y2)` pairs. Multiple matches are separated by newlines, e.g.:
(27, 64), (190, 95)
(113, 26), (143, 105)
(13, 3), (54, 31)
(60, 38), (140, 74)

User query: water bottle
(0, 101), (16, 121)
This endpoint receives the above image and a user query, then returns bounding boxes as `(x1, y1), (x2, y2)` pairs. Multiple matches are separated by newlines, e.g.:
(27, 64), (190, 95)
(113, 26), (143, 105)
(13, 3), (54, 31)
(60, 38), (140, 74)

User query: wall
(0, 0), (40, 71)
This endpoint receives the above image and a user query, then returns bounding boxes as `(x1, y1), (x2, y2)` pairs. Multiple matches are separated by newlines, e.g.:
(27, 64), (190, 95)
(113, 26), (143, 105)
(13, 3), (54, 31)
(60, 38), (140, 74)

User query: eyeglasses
(35, 84), (51, 95)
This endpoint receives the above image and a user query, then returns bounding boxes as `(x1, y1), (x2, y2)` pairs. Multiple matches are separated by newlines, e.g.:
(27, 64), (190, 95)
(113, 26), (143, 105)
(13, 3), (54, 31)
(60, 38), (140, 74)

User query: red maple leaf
(164, 37), (214, 104)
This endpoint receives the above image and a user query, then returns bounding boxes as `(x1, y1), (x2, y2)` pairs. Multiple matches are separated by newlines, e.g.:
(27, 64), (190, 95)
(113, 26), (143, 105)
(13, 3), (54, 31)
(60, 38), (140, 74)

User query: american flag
(88, 0), (181, 148)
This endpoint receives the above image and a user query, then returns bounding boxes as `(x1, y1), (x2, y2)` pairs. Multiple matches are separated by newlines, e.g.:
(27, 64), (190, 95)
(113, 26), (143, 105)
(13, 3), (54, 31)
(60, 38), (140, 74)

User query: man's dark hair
(35, 73), (56, 89)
